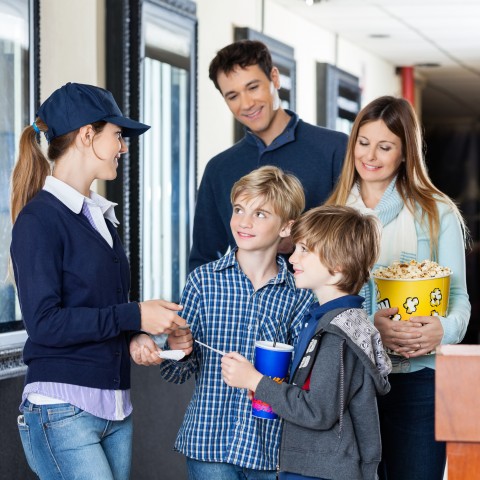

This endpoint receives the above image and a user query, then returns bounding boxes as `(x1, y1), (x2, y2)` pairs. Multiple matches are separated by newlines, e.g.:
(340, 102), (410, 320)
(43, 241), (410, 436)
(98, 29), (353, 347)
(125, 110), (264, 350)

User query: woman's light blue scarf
(347, 178), (417, 314)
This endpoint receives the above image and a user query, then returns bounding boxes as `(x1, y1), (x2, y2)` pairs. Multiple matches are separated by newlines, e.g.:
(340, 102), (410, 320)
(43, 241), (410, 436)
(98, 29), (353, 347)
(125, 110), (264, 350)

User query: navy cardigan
(10, 190), (140, 390)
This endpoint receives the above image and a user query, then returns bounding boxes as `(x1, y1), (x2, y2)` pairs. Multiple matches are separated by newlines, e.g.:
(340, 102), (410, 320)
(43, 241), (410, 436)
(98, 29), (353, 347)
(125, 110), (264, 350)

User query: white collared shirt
(43, 175), (119, 247)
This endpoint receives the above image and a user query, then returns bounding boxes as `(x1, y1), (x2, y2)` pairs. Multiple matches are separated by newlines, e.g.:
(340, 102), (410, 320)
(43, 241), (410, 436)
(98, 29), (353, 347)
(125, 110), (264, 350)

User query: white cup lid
(255, 340), (294, 352)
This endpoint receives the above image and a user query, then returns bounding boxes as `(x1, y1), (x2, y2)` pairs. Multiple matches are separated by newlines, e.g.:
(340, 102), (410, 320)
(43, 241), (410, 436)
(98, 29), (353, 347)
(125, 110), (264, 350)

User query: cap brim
(103, 115), (151, 137)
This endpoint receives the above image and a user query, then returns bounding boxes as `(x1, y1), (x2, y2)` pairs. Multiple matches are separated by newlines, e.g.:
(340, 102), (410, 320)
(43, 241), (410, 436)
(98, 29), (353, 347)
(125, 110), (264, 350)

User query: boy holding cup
(158, 166), (314, 478)
(222, 205), (392, 480)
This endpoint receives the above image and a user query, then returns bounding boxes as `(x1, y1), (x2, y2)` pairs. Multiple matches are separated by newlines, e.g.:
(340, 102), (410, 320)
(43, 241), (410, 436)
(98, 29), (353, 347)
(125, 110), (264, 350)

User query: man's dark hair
(208, 40), (274, 92)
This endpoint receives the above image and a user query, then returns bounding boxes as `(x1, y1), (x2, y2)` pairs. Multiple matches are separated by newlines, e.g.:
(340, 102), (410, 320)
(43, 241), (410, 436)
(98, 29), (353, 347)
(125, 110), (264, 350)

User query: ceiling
(270, 0), (480, 122)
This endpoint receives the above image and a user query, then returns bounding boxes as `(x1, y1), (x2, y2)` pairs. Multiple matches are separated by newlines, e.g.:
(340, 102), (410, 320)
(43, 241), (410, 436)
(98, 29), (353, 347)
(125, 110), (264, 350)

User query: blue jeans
(378, 368), (446, 480)
(17, 400), (132, 480)
(186, 458), (277, 480)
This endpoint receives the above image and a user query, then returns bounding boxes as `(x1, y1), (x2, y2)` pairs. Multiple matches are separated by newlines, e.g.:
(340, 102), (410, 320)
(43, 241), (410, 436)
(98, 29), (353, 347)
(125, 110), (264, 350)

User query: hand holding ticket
(157, 350), (186, 361)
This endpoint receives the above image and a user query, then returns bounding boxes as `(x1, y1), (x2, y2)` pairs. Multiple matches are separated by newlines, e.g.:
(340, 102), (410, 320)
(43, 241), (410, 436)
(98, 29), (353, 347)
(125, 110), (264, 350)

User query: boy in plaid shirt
(154, 166), (313, 479)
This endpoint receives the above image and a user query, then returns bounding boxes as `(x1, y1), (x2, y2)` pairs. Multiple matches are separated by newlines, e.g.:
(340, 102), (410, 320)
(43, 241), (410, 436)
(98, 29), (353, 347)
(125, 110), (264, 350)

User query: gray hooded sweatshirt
(255, 307), (392, 479)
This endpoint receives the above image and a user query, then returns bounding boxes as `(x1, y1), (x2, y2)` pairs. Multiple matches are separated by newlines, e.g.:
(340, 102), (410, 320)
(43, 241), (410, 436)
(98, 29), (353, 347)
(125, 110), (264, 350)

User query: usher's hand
(139, 300), (185, 335)
(130, 333), (162, 366)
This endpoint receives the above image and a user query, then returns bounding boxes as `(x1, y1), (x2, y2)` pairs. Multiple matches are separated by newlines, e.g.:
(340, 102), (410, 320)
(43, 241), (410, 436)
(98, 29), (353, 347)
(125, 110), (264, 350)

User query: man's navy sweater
(189, 111), (348, 272)
(10, 190), (140, 390)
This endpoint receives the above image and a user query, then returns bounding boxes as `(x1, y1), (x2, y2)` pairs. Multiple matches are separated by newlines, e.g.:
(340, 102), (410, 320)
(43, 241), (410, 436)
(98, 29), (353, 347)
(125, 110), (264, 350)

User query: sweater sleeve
(434, 204), (471, 344)
(10, 213), (140, 347)
(188, 163), (230, 272)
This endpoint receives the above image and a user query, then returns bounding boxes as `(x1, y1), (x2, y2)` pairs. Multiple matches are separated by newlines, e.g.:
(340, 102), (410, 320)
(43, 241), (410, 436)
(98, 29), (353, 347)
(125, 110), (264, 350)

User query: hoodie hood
(320, 308), (392, 395)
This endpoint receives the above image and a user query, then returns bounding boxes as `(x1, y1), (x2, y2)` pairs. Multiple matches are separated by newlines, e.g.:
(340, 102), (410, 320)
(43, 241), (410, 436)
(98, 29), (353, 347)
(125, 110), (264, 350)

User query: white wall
(40, 0), (105, 102)
(195, 0), (401, 180)
(39, 0), (106, 195)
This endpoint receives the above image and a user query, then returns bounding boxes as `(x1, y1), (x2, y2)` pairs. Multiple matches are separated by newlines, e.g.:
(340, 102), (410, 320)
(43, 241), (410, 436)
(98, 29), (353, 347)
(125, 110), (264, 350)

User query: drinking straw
(272, 316), (283, 348)
(195, 339), (226, 356)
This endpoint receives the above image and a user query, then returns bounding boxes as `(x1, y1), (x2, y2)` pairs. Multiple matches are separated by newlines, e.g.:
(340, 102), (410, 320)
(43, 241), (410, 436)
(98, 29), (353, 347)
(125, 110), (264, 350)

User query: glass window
(316, 63), (361, 135)
(0, 0), (35, 375)
(141, 2), (196, 302)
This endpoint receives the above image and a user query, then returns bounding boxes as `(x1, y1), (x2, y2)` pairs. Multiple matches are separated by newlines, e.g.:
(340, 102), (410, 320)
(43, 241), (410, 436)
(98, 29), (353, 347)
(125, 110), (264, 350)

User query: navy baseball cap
(36, 82), (150, 142)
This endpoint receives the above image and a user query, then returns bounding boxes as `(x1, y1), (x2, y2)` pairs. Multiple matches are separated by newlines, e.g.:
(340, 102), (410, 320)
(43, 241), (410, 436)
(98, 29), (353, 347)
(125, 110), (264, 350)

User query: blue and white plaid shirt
(159, 249), (314, 470)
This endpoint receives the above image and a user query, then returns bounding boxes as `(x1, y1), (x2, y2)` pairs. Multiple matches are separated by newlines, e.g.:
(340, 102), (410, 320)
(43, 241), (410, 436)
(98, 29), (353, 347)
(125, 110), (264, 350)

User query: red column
(400, 66), (415, 106)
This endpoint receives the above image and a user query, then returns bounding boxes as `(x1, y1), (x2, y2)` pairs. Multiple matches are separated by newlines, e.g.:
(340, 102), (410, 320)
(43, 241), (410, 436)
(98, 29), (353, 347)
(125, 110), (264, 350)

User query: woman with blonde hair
(326, 95), (470, 480)
(10, 82), (187, 479)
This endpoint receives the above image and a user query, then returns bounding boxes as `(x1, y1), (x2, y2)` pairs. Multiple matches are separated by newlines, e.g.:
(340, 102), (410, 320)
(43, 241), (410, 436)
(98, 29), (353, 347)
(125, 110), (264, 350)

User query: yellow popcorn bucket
(373, 274), (451, 355)
(373, 274), (451, 320)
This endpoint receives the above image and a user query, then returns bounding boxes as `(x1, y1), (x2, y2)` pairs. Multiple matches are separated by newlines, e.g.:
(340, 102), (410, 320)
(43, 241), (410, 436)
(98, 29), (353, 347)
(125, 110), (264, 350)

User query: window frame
(0, 0), (40, 380)
(316, 62), (361, 134)
(105, 0), (197, 302)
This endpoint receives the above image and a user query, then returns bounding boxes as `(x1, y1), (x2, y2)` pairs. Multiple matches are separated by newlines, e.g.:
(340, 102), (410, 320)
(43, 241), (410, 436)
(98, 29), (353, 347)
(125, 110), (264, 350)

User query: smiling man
(189, 40), (348, 272)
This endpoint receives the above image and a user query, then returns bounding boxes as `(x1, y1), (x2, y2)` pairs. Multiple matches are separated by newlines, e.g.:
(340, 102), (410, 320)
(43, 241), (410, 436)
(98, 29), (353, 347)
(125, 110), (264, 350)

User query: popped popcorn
(373, 260), (451, 280)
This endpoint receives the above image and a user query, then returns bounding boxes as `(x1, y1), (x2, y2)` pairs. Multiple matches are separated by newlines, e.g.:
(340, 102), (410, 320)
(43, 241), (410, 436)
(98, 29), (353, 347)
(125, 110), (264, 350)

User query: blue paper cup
(252, 340), (294, 420)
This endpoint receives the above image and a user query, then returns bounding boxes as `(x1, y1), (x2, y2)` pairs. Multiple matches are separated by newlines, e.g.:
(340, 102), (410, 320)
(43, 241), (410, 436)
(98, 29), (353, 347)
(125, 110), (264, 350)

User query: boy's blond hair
(291, 205), (381, 294)
(230, 166), (305, 224)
